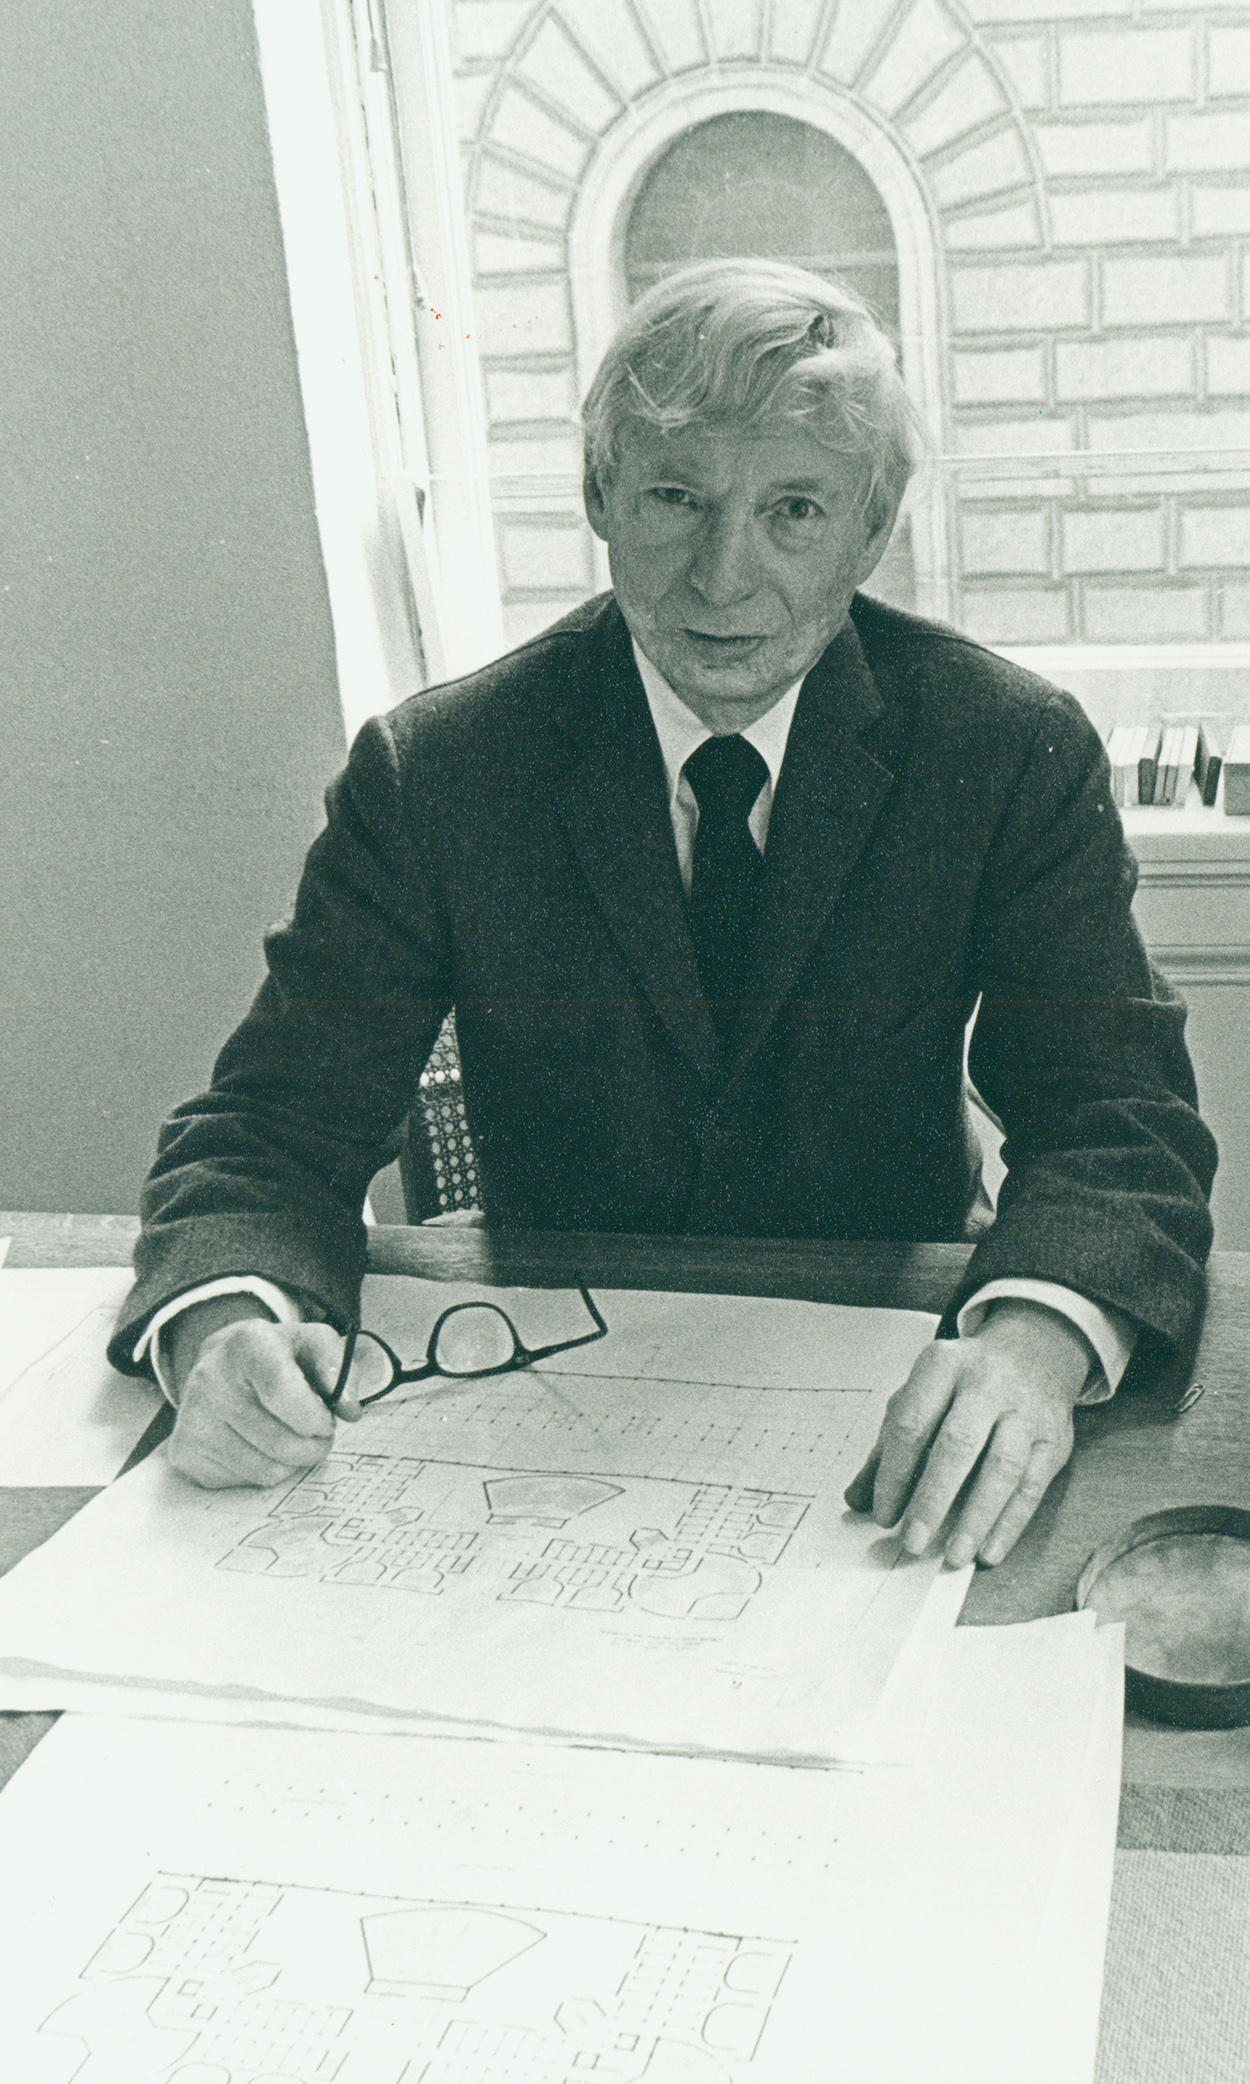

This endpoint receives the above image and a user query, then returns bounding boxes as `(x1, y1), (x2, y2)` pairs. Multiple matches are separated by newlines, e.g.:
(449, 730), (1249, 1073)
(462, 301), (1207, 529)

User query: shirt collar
(630, 639), (804, 808)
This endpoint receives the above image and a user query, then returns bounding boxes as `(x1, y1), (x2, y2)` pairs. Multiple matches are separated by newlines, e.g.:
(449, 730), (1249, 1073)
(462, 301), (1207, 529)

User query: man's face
(585, 417), (896, 730)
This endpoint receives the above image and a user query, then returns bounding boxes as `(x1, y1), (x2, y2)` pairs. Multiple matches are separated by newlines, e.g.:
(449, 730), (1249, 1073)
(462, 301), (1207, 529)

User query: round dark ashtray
(1076, 1506), (1250, 1729)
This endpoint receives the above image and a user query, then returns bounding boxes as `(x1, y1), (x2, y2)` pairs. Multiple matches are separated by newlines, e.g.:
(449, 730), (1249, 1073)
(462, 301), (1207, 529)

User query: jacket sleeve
(950, 691), (1216, 1352)
(109, 714), (453, 1372)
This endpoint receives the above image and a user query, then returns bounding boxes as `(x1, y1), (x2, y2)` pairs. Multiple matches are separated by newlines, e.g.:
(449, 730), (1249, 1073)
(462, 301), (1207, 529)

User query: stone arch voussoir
(459, 0), (1047, 627)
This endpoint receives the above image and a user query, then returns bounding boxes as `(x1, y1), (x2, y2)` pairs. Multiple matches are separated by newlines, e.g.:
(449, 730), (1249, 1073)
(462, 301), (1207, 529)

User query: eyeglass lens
(350, 1302), (521, 1400)
(349, 1335), (401, 1403)
(431, 1303), (519, 1375)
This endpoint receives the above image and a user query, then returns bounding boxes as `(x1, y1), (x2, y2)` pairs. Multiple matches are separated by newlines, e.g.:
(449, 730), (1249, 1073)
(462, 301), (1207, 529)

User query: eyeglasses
(321, 1282), (608, 1411)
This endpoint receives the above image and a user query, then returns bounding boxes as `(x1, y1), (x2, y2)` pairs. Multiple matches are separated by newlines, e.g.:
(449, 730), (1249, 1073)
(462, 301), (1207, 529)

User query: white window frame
(251, 0), (502, 744)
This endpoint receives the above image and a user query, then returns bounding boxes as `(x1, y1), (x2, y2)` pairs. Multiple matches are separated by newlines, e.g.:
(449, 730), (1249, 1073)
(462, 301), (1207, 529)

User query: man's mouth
(683, 630), (767, 655)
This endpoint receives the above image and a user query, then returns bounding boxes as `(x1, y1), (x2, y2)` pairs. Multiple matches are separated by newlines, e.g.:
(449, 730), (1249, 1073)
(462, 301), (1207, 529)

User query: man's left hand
(844, 1300), (1093, 1567)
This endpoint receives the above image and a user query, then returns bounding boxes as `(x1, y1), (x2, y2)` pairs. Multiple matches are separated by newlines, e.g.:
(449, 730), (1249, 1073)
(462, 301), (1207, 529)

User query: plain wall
(1, 0), (347, 1213)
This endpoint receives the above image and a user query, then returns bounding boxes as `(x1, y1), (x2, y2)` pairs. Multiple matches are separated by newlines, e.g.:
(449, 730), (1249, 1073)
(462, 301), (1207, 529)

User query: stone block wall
(442, 0), (1250, 665)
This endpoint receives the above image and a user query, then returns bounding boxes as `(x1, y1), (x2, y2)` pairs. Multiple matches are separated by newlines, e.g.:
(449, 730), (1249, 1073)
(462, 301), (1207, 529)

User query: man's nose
(687, 509), (758, 603)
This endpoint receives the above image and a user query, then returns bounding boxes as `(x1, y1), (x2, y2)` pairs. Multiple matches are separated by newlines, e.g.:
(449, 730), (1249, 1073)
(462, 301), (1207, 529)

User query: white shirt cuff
(135, 1277), (304, 1405)
(955, 1279), (1137, 1404)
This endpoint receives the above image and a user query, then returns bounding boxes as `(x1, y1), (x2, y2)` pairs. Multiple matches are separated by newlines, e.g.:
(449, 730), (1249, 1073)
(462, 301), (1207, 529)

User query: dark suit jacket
(111, 592), (1216, 1371)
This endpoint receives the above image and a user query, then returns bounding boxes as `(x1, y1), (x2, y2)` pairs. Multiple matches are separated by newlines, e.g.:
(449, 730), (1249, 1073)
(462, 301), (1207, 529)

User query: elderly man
(111, 260), (1215, 1568)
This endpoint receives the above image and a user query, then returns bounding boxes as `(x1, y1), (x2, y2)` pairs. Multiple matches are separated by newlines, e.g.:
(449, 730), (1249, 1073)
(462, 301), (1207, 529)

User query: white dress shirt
(138, 639), (1134, 1404)
(632, 639), (801, 893)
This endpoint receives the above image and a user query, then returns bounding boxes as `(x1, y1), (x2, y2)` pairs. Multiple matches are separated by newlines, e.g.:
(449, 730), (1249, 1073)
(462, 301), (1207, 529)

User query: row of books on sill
(1103, 722), (1250, 812)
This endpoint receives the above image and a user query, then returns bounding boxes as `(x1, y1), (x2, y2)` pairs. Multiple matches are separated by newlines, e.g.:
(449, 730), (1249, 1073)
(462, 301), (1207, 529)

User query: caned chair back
(399, 1013), (481, 1219)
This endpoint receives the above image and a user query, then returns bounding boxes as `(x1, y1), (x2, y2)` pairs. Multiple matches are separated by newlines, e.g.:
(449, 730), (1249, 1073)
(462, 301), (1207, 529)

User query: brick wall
(445, 0), (1250, 666)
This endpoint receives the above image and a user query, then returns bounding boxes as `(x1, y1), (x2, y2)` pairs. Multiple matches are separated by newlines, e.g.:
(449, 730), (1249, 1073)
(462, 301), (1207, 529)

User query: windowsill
(1123, 782), (1250, 868)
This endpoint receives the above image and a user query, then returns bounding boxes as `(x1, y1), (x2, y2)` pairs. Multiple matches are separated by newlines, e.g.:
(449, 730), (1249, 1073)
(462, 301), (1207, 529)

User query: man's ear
(853, 489), (902, 585)
(583, 466), (610, 542)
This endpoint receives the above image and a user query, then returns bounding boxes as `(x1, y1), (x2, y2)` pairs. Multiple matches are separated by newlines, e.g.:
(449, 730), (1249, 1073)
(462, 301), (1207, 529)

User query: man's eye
(776, 497), (822, 523)
(649, 486), (698, 509)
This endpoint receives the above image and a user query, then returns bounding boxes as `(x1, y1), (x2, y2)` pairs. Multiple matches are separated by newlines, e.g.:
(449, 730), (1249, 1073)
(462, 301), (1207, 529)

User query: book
(1175, 725), (1199, 808)
(1138, 726), (1162, 808)
(1196, 725), (1223, 808)
(1104, 725), (1137, 806)
(1130, 725), (1154, 806)
(1153, 726), (1180, 806)
(1223, 726), (1250, 816)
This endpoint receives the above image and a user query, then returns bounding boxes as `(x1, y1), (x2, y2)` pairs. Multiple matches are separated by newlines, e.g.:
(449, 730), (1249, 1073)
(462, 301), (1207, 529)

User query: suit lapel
(554, 603), (899, 1090)
(727, 615), (898, 1077)
(557, 612), (718, 1085)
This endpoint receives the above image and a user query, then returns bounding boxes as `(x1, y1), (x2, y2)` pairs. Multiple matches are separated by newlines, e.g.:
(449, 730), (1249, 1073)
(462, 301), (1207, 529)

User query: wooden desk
(3, 1212), (1249, 2081)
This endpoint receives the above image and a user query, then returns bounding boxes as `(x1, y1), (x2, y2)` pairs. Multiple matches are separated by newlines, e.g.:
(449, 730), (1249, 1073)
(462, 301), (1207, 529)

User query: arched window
(622, 113), (914, 609)
(625, 113), (898, 335)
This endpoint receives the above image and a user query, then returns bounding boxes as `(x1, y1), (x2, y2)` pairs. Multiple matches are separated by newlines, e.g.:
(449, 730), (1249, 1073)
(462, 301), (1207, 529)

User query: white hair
(582, 259), (922, 524)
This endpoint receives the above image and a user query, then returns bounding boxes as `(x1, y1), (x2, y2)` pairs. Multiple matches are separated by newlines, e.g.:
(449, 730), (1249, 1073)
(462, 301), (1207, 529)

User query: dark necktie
(683, 733), (769, 1037)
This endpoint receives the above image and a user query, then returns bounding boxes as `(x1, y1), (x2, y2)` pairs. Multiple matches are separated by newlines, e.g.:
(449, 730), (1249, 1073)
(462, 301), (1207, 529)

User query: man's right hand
(164, 1296), (360, 1489)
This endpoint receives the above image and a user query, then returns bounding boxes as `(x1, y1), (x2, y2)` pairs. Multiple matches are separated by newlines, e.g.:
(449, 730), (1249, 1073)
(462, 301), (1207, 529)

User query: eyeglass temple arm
(323, 1321), (360, 1413)
(522, 1283), (608, 1362)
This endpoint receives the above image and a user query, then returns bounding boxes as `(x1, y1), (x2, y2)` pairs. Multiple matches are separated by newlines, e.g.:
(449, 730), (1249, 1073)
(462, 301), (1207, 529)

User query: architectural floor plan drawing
(365, 1373), (867, 1495)
(38, 1869), (791, 2083)
(344, 1280), (944, 1493)
(0, 1287), (949, 1759)
(0, 1622), (1123, 2084)
(218, 1451), (810, 1625)
(0, 1426), (925, 1758)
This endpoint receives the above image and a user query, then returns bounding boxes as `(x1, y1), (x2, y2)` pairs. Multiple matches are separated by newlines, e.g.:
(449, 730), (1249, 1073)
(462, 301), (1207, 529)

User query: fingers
(889, 1405), (988, 1558)
(972, 1440), (1065, 1567)
(842, 1452), (879, 1515)
(842, 1332), (1079, 1566)
(166, 1417), (299, 1491)
(167, 1319), (357, 1490)
(287, 1324), (362, 1422)
(243, 1325), (340, 1436)
(867, 1346), (960, 1535)
(941, 1423), (1057, 1569)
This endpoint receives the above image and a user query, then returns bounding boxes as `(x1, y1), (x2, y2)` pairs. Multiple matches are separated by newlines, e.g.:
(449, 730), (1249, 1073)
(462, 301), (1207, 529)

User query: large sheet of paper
(0, 1550), (973, 1769)
(0, 1616), (1122, 2084)
(0, 1267), (161, 1484)
(805, 1613), (1124, 2084)
(1012, 1621), (1124, 2084)
(0, 1282), (941, 1761)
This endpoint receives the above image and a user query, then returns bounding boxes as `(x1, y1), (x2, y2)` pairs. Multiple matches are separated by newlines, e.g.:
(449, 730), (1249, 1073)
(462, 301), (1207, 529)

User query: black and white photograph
(2, 4), (1249, 2079)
